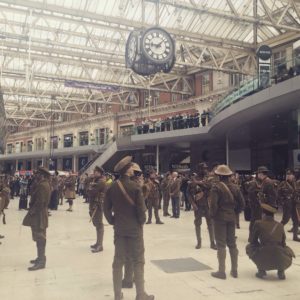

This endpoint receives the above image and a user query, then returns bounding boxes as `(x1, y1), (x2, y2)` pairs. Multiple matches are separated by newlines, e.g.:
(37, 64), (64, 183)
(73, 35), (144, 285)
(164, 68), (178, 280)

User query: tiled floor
(1, 196), (300, 300)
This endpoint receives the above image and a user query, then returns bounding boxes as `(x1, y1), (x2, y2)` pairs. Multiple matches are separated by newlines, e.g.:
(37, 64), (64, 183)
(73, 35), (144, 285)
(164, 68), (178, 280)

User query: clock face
(125, 32), (138, 68)
(142, 27), (174, 64)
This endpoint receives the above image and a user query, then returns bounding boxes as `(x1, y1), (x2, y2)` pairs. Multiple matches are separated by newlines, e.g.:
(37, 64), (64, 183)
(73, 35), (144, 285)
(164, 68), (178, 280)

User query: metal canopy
(0, 0), (299, 129)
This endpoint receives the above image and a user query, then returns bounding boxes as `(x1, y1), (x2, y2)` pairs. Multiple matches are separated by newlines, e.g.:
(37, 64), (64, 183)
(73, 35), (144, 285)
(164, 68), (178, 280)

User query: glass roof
(0, 0), (299, 126)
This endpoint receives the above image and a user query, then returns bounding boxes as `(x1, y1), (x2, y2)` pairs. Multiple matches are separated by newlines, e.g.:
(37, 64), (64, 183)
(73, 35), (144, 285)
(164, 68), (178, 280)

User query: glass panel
(64, 134), (73, 148)
(79, 131), (89, 146)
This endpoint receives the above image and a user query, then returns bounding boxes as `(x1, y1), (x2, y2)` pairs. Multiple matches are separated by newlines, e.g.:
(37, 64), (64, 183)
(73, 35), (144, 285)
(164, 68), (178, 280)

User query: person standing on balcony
(64, 172), (76, 212)
(88, 166), (107, 253)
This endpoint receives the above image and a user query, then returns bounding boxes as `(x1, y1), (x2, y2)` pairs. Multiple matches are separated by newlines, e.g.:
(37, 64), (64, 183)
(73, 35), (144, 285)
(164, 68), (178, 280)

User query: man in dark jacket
(209, 165), (245, 280)
(104, 156), (154, 300)
(22, 167), (51, 271)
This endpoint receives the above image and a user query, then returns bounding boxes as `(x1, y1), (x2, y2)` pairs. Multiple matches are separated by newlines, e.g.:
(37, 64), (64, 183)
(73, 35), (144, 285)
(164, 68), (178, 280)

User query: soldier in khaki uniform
(169, 172), (182, 218)
(246, 202), (295, 280)
(89, 166), (107, 253)
(248, 166), (277, 241)
(0, 176), (10, 244)
(22, 167), (51, 271)
(104, 156), (154, 300)
(278, 169), (300, 242)
(122, 162), (144, 289)
(160, 172), (172, 216)
(189, 163), (217, 250)
(247, 176), (262, 239)
(209, 165), (245, 280)
(144, 170), (163, 225)
(64, 173), (76, 211)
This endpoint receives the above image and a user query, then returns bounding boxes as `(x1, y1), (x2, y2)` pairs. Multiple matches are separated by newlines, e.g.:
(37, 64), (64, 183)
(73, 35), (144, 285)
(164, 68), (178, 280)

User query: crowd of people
(0, 159), (299, 300)
(134, 110), (212, 135)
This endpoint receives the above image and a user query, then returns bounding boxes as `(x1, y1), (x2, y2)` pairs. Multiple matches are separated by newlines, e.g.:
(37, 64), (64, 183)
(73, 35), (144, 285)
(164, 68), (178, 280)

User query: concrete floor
(1, 196), (300, 300)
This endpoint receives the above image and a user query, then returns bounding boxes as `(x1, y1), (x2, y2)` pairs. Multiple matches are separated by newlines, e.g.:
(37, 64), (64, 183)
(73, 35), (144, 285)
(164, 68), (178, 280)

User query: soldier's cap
(261, 203), (277, 214)
(132, 163), (142, 173)
(198, 162), (208, 169)
(94, 166), (105, 174)
(36, 166), (51, 177)
(256, 166), (269, 174)
(114, 156), (133, 173)
(214, 164), (233, 176)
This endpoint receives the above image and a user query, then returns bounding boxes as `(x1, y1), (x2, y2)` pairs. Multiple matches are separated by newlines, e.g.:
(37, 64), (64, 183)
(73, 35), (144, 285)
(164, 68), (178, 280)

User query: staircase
(84, 136), (144, 174)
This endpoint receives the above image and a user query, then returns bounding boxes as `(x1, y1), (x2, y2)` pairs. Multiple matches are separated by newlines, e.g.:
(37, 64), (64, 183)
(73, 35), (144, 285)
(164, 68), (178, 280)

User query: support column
(156, 144), (159, 173)
(15, 159), (18, 171)
(226, 134), (230, 166)
(73, 155), (78, 173)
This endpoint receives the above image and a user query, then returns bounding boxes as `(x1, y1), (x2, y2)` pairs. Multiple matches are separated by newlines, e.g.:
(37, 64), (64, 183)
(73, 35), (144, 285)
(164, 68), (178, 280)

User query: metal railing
(211, 57), (299, 116)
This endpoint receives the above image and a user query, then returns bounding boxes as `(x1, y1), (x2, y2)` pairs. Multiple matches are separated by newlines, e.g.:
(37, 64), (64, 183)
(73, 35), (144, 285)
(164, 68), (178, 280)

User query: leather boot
(123, 257), (134, 288)
(277, 270), (286, 280)
(30, 258), (39, 264)
(229, 248), (238, 278)
(114, 292), (124, 300)
(146, 209), (152, 224)
(92, 228), (104, 253)
(195, 226), (201, 249)
(293, 226), (300, 241)
(154, 209), (163, 224)
(208, 224), (217, 250)
(28, 240), (46, 271)
(211, 248), (226, 279)
(113, 266), (123, 300)
(30, 242), (39, 264)
(135, 293), (155, 300)
(256, 270), (266, 278)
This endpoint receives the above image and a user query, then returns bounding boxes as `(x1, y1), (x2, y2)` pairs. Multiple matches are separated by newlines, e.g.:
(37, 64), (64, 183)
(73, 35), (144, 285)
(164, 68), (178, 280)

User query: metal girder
(0, 14), (252, 57)
(0, 0), (255, 49)
(161, 0), (300, 32)
(226, 0), (239, 16)
(176, 44), (255, 76)
(290, 0), (300, 20)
